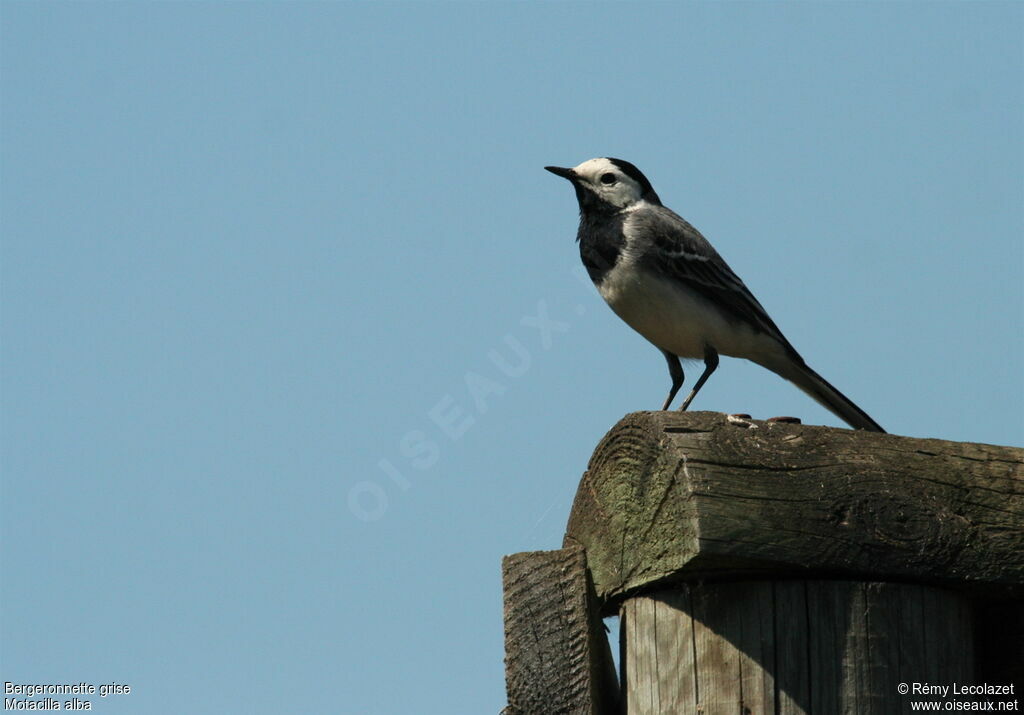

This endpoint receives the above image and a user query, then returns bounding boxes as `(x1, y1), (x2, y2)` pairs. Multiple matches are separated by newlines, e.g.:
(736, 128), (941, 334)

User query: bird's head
(545, 157), (661, 213)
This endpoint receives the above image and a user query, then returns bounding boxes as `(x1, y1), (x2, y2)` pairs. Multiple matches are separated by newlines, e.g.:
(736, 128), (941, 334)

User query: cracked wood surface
(563, 411), (1023, 610)
(502, 546), (619, 715)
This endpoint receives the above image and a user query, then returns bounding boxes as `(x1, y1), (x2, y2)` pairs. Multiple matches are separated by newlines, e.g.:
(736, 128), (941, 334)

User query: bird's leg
(679, 346), (719, 411)
(661, 351), (684, 411)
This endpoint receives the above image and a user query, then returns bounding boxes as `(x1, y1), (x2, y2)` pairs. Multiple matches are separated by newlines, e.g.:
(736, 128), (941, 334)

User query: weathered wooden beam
(621, 581), (975, 715)
(502, 546), (618, 715)
(564, 411), (1024, 607)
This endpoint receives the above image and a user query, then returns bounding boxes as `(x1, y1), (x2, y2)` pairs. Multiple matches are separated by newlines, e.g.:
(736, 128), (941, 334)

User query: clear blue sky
(2, 2), (1021, 713)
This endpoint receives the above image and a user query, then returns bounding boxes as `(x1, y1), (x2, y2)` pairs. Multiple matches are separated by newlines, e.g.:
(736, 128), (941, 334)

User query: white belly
(597, 260), (784, 363)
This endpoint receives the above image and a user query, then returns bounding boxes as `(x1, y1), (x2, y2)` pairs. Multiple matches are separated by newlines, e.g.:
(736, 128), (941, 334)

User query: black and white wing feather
(629, 204), (883, 431)
(631, 205), (796, 353)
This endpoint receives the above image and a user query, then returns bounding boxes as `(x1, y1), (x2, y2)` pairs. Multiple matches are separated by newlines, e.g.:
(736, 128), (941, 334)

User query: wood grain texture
(622, 581), (974, 715)
(502, 546), (618, 715)
(564, 411), (1024, 608)
(774, 582), (810, 715)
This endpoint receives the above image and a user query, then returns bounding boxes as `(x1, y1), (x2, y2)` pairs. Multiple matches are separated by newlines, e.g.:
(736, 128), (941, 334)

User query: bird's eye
(599, 173), (617, 185)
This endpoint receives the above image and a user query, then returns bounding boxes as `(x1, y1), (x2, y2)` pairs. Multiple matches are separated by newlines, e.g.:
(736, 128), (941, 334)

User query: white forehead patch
(572, 157), (644, 209)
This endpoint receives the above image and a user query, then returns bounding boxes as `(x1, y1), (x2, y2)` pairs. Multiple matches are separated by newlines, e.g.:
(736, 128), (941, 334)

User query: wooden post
(621, 581), (974, 714)
(564, 412), (1023, 598)
(502, 546), (618, 715)
(502, 411), (1023, 714)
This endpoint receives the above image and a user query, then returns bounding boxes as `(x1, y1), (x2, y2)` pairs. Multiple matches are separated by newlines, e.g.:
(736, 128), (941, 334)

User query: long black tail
(768, 357), (885, 432)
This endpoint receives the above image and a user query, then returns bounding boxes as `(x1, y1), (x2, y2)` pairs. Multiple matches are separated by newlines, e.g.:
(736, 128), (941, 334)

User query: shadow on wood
(622, 581), (974, 715)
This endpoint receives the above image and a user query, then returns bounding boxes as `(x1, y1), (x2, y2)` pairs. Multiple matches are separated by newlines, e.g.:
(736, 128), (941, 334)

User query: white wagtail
(546, 157), (884, 432)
